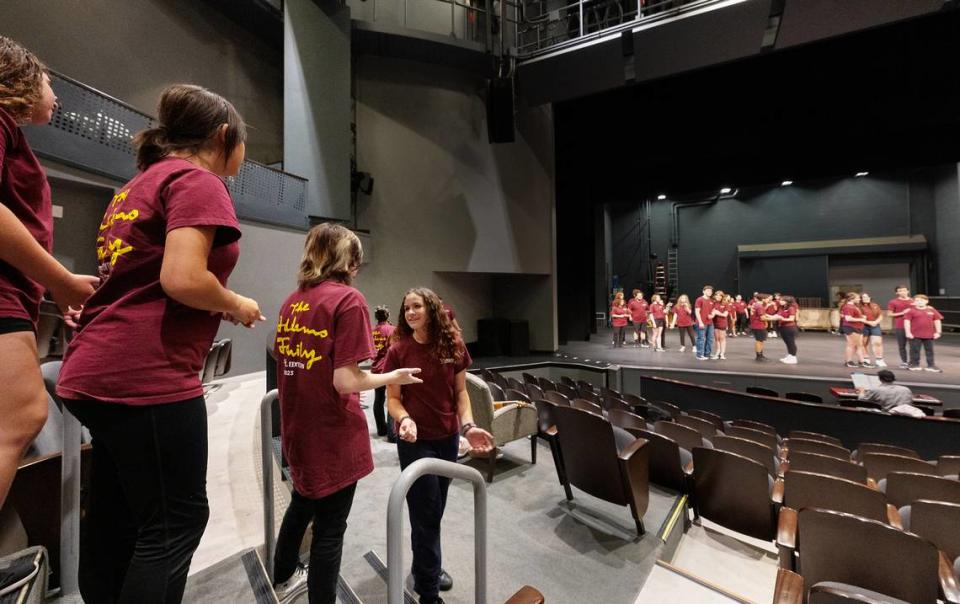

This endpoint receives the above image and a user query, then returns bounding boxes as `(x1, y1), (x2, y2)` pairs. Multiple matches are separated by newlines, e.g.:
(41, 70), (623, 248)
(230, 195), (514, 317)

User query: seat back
(506, 376), (526, 393)
(571, 399), (602, 416)
(525, 383), (544, 401)
(807, 583), (908, 604)
(633, 428), (686, 492)
(788, 431), (842, 447)
(487, 381), (506, 402)
(533, 399), (560, 434)
(621, 393), (646, 407)
(559, 375), (576, 387)
(552, 406), (629, 505)
(937, 455), (960, 477)
(712, 435), (777, 476)
(730, 419), (778, 436)
(491, 371), (509, 390)
(853, 442), (920, 461)
(677, 415), (718, 440)
(797, 508), (939, 604)
(214, 338), (232, 377)
(783, 471), (887, 523)
(576, 380), (595, 397)
(784, 438), (850, 461)
(579, 390), (603, 406)
(655, 421), (705, 453)
(543, 390), (570, 407)
(861, 453), (937, 482)
(784, 392), (823, 404)
(785, 451), (867, 484)
(522, 372), (539, 385)
(606, 409), (647, 433)
(746, 386), (778, 398)
(909, 500), (960, 561)
(884, 472), (960, 508)
(692, 448), (775, 540)
(201, 340), (224, 384)
(649, 400), (681, 419)
(465, 372), (496, 433)
(726, 425), (780, 452)
(505, 388), (531, 404)
(602, 395), (632, 413)
(537, 376), (556, 392)
(687, 409), (725, 432)
(557, 383), (578, 399)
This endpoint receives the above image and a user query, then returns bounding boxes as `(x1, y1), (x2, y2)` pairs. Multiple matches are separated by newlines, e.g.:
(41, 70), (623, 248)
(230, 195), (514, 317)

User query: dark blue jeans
(273, 483), (357, 604)
(64, 396), (209, 604)
(397, 434), (460, 600)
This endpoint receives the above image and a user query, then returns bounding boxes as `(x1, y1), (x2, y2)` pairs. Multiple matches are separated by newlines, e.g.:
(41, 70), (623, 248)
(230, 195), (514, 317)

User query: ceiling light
(657, 194), (666, 200)
(781, 180), (793, 186)
(855, 171), (869, 177)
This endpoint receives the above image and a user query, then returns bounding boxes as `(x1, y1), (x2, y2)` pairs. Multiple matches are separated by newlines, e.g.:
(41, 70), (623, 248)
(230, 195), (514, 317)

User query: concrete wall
(0, 0), (284, 164)
(352, 54), (557, 351)
(934, 164), (960, 295)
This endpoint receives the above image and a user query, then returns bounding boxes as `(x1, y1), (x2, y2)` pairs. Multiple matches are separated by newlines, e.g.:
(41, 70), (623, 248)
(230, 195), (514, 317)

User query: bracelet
(460, 422), (476, 437)
(398, 415), (412, 426)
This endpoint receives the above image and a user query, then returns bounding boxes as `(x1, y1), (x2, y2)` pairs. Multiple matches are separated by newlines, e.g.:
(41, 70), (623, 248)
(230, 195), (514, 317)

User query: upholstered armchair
(465, 372), (539, 482)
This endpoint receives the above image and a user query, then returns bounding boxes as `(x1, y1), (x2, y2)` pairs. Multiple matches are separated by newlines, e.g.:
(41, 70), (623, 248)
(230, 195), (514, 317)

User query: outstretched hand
(465, 426), (494, 455)
(391, 368), (422, 385)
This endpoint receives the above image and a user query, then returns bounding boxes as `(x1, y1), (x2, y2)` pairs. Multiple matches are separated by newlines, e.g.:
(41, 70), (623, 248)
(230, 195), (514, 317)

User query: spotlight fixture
(657, 194), (666, 200)
(781, 180), (793, 186)
(855, 171), (869, 177)
(720, 187), (732, 194)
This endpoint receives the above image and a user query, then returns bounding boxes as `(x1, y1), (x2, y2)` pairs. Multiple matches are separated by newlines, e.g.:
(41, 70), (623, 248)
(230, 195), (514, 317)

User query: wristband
(398, 415), (412, 427)
(460, 422), (476, 437)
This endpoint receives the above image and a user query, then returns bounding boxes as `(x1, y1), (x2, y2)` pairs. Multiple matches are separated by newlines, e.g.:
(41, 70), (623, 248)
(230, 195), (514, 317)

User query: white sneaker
(719, 354), (726, 360)
(779, 355), (798, 365)
(275, 565), (309, 603)
(875, 358), (887, 367)
(679, 346), (685, 352)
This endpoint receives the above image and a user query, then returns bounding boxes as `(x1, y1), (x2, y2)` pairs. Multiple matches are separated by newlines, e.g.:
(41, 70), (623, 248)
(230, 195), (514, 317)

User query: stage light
(781, 180), (793, 186)
(657, 194), (666, 200)
(720, 187), (732, 194)
(855, 171), (869, 177)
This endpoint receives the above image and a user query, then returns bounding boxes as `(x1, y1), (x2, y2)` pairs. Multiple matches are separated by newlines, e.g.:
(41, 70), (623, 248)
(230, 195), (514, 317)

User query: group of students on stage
(610, 284), (946, 371)
(0, 37), (477, 604)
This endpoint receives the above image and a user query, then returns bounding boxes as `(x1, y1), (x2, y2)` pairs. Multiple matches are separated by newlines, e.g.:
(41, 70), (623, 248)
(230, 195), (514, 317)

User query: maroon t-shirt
(712, 303), (729, 329)
(674, 305), (693, 327)
(57, 158), (240, 404)
(749, 301), (768, 330)
(627, 298), (648, 323)
(610, 303), (629, 327)
(905, 307), (943, 339)
(734, 301), (748, 315)
(371, 321), (395, 373)
(0, 108), (53, 324)
(695, 296), (714, 326)
(275, 281), (376, 499)
(840, 303), (863, 331)
(649, 301), (665, 321)
(861, 302), (882, 323)
(887, 298), (914, 330)
(383, 335), (471, 440)
(779, 305), (798, 329)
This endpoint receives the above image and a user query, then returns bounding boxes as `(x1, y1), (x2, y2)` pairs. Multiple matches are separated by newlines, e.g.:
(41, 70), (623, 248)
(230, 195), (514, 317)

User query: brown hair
(631, 289), (642, 297)
(133, 84), (246, 170)
(0, 37), (47, 121)
(394, 287), (463, 363)
(845, 292), (860, 302)
(914, 294), (929, 301)
(297, 223), (362, 288)
(613, 291), (625, 305)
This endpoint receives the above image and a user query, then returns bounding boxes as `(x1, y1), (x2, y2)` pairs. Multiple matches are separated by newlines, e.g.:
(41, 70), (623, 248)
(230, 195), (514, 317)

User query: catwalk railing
(514, 0), (727, 57)
(25, 72), (310, 230)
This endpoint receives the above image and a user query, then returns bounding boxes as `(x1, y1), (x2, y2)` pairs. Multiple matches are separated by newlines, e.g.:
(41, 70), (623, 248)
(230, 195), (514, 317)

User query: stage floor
(473, 331), (960, 388)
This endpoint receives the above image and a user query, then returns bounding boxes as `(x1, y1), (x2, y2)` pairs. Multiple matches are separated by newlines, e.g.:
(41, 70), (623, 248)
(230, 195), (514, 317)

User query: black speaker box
(486, 77), (515, 144)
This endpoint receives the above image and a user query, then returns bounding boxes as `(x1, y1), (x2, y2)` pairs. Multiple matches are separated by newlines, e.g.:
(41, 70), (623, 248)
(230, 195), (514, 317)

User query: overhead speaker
(486, 77), (515, 144)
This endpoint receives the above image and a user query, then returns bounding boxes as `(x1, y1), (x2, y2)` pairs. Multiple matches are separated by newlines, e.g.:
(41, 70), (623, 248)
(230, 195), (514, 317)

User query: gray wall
(608, 171), (960, 302)
(284, 0), (352, 219)
(352, 54), (557, 351)
(0, 0), (284, 164)
(47, 178), (113, 275)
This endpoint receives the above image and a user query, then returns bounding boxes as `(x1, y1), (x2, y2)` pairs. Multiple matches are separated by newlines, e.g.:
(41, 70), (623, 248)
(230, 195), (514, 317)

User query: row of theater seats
(478, 370), (960, 604)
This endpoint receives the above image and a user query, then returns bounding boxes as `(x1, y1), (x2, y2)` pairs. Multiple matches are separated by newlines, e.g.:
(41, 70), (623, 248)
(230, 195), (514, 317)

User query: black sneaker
(0, 555), (40, 597)
(861, 361), (875, 368)
(844, 361), (860, 368)
(419, 597), (445, 604)
(438, 569), (453, 591)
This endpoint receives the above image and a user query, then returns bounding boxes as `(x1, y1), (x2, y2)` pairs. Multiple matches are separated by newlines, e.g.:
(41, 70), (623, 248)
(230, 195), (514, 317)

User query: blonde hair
(0, 37), (47, 121)
(297, 223), (362, 288)
(677, 294), (690, 309)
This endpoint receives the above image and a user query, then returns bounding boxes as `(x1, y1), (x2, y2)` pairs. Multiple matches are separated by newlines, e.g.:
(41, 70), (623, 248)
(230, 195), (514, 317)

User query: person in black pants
(384, 287), (493, 604)
(371, 305), (397, 442)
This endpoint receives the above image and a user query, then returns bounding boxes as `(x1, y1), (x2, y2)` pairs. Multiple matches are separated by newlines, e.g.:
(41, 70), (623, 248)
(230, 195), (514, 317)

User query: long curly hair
(393, 287), (463, 363)
(0, 37), (47, 121)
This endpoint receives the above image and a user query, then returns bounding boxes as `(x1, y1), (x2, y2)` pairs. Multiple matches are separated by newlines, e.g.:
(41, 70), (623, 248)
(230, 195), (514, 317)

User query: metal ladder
(666, 247), (679, 298)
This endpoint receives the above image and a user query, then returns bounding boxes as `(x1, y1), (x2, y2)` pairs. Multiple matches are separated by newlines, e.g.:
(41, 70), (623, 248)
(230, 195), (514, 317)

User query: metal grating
(24, 72), (310, 230)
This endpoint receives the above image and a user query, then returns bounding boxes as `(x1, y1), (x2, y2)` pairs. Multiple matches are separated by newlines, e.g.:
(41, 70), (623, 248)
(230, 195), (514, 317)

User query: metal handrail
(387, 458), (487, 604)
(60, 406), (82, 595)
(260, 389), (279, 583)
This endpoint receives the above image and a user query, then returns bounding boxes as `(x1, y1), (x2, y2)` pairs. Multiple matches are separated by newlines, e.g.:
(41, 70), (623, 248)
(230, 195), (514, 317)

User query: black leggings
(273, 483), (357, 604)
(373, 386), (394, 438)
(678, 325), (695, 347)
(613, 325), (627, 346)
(64, 397), (209, 604)
(780, 327), (798, 356)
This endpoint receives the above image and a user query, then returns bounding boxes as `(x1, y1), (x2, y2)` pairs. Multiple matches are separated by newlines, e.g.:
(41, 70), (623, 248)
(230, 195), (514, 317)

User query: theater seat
(881, 471), (960, 508)
(676, 415), (719, 441)
(726, 424), (780, 453)
(552, 406), (650, 536)
(851, 442), (921, 462)
(655, 421), (712, 456)
(788, 431), (843, 448)
(782, 438), (850, 462)
(629, 428), (691, 493)
(861, 452), (938, 483)
(531, 398), (571, 500)
(686, 409), (725, 432)
(779, 451), (867, 484)
(465, 372), (538, 482)
(711, 435), (777, 477)
(692, 448), (777, 541)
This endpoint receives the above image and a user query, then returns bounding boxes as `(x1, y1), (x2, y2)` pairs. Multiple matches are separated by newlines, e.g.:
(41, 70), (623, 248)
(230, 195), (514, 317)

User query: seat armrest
(866, 477), (878, 490)
(778, 459), (789, 478)
(683, 461), (694, 475)
(772, 478), (784, 504)
(777, 507), (798, 570)
(940, 551), (960, 604)
(886, 504), (903, 530)
(618, 436), (647, 463)
(618, 438), (650, 519)
(504, 585), (545, 604)
(773, 568), (803, 604)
